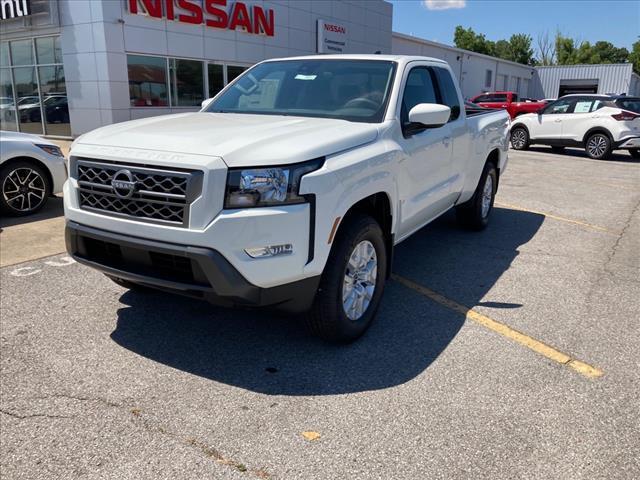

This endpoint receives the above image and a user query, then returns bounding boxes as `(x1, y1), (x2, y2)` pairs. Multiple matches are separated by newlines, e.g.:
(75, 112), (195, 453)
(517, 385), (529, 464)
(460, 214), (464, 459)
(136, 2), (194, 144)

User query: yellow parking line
(495, 201), (618, 235)
(391, 274), (604, 379)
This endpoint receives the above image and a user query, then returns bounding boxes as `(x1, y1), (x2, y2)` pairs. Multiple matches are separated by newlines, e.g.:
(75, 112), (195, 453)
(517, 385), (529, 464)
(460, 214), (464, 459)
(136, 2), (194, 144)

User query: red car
(471, 91), (548, 119)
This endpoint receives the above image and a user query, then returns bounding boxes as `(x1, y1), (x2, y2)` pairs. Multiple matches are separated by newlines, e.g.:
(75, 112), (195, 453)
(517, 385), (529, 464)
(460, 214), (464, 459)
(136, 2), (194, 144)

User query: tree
(629, 41), (640, 74)
(508, 33), (535, 65)
(536, 31), (556, 66)
(555, 34), (578, 64)
(454, 26), (535, 65)
(453, 26), (494, 56)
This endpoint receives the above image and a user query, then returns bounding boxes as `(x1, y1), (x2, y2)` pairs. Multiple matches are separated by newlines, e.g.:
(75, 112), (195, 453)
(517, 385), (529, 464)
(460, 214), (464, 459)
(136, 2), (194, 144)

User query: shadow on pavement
(0, 195), (64, 228)
(111, 207), (544, 395)
(527, 146), (639, 163)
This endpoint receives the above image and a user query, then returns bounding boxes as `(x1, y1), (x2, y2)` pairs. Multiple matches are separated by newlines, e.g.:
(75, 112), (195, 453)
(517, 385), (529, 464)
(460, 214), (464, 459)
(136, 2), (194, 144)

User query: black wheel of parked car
(551, 146), (565, 153)
(106, 275), (156, 293)
(456, 161), (497, 231)
(510, 127), (529, 150)
(629, 149), (640, 159)
(585, 133), (612, 160)
(0, 160), (51, 216)
(308, 214), (387, 343)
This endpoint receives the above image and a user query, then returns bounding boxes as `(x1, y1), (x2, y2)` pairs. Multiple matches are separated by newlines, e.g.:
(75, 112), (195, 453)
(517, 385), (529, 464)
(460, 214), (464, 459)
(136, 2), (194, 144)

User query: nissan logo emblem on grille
(111, 169), (137, 199)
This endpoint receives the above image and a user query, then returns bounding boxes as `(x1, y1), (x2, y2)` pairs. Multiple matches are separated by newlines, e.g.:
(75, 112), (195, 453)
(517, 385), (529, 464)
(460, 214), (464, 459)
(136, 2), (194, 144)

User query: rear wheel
(585, 133), (612, 160)
(0, 160), (51, 216)
(510, 127), (529, 150)
(308, 214), (387, 343)
(456, 162), (497, 231)
(629, 149), (640, 159)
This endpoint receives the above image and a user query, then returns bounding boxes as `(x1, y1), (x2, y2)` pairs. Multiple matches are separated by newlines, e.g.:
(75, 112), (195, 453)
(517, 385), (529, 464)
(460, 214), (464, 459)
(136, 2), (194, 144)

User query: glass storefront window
(10, 40), (34, 66)
(12, 66), (42, 134)
(170, 58), (203, 107)
(39, 65), (70, 136)
(127, 55), (169, 107)
(1, 43), (9, 68)
(208, 64), (224, 98)
(36, 37), (62, 65)
(0, 68), (17, 131)
(227, 65), (247, 83)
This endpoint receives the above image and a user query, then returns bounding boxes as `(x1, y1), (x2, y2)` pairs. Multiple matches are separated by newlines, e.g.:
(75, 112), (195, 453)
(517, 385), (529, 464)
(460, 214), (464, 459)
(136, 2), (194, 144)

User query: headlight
(224, 158), (323, 208)
(35, 144), (64, 157)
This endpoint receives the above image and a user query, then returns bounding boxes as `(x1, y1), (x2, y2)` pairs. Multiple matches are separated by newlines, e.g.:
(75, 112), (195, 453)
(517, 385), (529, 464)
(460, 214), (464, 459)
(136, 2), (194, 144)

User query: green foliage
(454, 26), (633, 71)
(555, 34), (631, 68)
(629, 41), (640, 75)
(453, 26), (535, 65)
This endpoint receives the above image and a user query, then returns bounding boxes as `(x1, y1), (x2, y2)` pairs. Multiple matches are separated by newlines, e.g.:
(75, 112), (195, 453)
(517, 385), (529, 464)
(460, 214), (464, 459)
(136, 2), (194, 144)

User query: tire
(307, 214), (387, 343)
(551, 146), (565, 153)
(107, 275), (155, 293)
(629, 149), (640, 159)
(456, 162), (498, 231)
(0, 160), (51, 216)
(510, 127), (529, 150)
(585, 133), (612, 160)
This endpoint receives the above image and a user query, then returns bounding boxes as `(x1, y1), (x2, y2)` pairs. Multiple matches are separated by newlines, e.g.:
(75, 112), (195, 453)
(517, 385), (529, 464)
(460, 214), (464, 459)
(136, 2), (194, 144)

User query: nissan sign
(317, 19), (347, 54)
(128, 0), (275, 36)
(0, 0), (30, 21)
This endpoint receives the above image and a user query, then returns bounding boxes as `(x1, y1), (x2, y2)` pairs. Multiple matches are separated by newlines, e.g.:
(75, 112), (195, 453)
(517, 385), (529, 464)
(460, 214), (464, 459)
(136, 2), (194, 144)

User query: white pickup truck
(64, 55), (509, 342)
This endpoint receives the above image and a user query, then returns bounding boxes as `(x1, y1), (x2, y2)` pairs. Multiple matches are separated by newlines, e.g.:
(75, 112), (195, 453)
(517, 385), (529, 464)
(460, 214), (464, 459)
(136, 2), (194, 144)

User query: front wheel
(585, 133), (612, 160)
(307, 214), (387, 343)
(510, 127), (529, 150)
(456, 162), (497, 231)
(0, 160), (51, 216)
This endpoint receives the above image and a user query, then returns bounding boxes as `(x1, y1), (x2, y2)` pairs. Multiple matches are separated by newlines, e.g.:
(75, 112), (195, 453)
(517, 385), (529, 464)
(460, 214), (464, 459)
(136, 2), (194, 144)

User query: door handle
(554, 119), (562, 123)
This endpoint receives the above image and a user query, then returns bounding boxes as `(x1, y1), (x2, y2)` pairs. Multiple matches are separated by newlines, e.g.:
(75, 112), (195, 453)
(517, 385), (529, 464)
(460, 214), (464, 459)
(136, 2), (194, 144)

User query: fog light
(245, 244), (293, 258)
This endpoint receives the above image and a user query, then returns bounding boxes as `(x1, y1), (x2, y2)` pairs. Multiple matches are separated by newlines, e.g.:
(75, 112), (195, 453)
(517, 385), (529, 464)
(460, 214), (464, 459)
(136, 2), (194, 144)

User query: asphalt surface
(1, 146), (639, 479)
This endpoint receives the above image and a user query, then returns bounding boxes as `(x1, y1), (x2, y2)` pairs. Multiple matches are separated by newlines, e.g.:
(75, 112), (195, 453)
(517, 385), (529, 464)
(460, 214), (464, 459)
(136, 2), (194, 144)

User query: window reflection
(39, 65), (70, 136)
(2, 37), (69, 137)
(0, 68), (17, 131)
(170, 58), (204, 107)
(127, 55), (168, 107)
(12, 67), (42, 135)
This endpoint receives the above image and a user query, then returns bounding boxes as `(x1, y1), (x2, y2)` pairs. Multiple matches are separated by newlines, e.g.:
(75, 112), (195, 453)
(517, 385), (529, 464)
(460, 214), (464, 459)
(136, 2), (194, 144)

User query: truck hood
(75, 112), (379, 167)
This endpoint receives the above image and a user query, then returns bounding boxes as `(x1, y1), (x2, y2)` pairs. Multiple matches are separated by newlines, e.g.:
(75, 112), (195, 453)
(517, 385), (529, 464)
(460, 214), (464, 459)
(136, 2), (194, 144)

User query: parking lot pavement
(1, 147), (639, 479)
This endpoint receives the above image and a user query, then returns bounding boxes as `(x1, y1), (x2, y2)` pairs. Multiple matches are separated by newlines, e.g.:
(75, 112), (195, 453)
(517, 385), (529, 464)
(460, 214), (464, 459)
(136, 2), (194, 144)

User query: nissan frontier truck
(64, 55), (509, 342)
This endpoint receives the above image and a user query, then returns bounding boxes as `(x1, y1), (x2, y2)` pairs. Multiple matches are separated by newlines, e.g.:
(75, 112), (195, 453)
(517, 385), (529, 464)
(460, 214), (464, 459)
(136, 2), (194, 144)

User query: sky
(390, 0), (639, 54)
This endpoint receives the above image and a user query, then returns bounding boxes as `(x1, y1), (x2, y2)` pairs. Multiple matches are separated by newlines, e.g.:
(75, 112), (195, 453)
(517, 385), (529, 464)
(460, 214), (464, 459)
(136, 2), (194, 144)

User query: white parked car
(1, 131), (67, 216)
(65, 55), (509, 342)
(510, 95), (640, 159)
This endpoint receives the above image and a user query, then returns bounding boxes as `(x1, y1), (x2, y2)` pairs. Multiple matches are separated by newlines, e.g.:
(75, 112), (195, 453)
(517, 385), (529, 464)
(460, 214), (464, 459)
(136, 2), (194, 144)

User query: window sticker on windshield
(574, 101), (592, 113)
(295, 74), (317, 80)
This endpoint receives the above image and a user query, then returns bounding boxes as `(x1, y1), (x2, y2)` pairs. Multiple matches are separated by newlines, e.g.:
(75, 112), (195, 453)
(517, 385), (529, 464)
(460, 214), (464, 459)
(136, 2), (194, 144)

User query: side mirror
(201, 98), (214, 109)
(408, 103), (451, 128)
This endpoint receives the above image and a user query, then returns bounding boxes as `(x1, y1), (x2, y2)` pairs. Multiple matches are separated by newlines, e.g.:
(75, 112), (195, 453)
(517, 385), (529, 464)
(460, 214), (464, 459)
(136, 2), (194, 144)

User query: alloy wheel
(2, 167), (47, 213)
(587, 135), (608, 158)
(481, 173), (493, 218)
(511, 129), (526, 149)
(342, 240), (378, 321)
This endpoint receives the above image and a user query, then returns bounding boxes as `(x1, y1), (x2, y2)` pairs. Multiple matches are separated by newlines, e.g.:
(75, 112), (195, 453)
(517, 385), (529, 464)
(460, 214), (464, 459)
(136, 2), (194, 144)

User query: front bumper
(66, 221), (320, 313)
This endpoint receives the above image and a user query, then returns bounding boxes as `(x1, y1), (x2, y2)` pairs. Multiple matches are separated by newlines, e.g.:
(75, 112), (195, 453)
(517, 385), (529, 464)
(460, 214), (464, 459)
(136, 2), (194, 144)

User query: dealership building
(1, 0), (638, 139)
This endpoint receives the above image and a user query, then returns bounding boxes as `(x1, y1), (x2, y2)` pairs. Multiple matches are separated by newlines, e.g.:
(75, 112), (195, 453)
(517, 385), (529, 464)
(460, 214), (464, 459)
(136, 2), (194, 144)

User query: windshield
(206, 59), (396, 123)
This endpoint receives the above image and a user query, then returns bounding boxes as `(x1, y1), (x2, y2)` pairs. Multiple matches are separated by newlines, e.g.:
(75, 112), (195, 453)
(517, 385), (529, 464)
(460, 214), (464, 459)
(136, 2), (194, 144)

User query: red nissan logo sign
(128, 0), (275, 36)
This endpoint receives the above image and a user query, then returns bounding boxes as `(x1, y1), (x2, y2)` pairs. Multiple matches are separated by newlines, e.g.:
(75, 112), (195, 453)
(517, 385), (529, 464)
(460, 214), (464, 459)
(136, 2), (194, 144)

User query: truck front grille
(74, 159), (203, 227)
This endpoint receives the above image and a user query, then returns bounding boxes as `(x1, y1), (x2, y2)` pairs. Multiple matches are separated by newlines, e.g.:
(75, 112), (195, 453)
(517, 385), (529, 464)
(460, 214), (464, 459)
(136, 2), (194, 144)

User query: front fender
(299, 141), (398, 277)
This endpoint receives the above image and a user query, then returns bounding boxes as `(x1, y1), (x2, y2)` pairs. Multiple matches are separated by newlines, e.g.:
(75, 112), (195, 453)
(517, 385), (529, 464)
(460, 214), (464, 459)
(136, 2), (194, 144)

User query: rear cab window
(434, 67), (461, 121)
